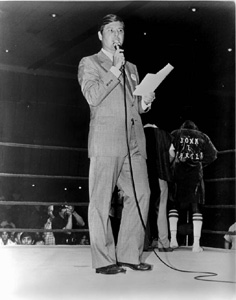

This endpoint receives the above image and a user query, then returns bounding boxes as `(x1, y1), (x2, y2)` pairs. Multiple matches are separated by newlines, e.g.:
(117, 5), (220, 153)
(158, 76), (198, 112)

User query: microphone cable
(122, 67), (146, 232)
(151, 240), (235, 284)
(121, 69), (236, 285)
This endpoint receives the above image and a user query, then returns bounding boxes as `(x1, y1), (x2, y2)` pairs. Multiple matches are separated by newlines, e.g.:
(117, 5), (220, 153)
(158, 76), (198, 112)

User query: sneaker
(170, 240), (179, 249)
(192, 246), (203, 252)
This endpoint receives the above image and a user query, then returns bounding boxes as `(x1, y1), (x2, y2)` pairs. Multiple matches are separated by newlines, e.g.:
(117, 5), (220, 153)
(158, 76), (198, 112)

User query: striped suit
(78, 50), (150, 268)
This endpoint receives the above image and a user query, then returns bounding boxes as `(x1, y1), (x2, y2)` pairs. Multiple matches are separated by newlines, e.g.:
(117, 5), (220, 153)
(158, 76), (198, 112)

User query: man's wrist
(110, 66), (121, 78)
(141, 99), (151, 110)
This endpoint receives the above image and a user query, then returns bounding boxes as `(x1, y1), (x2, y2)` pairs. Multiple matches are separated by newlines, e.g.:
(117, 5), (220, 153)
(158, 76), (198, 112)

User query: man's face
(98, 21), (124, 53)
(60, 208), (68, 218)
(2, 231), (9, 241)
(21, 236), (33, 245)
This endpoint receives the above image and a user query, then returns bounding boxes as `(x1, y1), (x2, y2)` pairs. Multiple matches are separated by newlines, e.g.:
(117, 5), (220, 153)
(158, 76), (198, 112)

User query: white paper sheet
(133, 63), (174, 96)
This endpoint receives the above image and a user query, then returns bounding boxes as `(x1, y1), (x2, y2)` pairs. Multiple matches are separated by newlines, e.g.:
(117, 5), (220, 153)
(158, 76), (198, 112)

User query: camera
(65, 205), (74, 214)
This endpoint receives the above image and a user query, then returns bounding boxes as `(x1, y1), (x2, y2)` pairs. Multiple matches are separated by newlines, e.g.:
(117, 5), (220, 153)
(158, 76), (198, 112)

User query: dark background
(0, 1), (235, 247)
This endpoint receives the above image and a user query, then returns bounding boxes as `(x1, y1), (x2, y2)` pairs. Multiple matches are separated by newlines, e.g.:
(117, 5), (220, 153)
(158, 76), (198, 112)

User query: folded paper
(133, 63), (174, 96)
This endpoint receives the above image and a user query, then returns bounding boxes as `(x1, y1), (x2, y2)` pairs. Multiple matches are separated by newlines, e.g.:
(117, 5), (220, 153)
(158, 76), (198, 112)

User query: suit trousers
(88, 126), (150, 268)
(157, 178), (170, 248)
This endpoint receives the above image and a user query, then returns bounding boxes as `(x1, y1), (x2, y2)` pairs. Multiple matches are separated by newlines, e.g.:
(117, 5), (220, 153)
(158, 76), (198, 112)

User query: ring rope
(204, 205), (235, 209)
(205, 177), (235, 182)
(0, 141), (234, 154)
(0, 201), (88, 206)
(0, 172), (234, 182)
(0, 202), (234, 210)
(0, 141), (87, 152)
(0, 173), (88, 180)
(0, 228), (89, 233)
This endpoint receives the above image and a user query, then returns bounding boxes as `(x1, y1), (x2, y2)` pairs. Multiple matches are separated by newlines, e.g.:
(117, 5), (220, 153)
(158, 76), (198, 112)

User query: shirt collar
(101, 48), (113, 61)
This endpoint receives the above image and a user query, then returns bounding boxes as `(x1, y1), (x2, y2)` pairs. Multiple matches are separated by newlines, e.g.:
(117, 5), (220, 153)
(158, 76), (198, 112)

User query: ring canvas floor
(1, 245), (235, 300)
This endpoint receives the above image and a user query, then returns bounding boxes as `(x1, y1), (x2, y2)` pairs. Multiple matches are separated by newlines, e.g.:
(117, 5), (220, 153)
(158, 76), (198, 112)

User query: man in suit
(78, 14), (155, 274)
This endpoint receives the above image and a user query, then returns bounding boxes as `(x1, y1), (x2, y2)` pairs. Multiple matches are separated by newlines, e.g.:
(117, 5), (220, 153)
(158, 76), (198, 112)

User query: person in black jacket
(169, 120), (217, 252)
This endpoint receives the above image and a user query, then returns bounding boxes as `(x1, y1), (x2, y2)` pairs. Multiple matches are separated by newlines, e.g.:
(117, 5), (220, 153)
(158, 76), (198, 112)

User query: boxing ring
(1, 245), (235, 300)
(0, 141), (235, 300)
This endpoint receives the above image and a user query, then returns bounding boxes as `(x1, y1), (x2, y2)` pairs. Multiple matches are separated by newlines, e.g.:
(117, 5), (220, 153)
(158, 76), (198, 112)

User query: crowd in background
(0, 119), (234, 250)
(0, 203), (89, 246)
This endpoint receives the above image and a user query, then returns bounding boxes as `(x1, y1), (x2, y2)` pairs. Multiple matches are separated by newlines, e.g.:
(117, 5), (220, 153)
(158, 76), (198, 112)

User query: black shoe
(118, 262), (153, 271)
(95, 264), (126, 275)
(158, 247), (174, 252)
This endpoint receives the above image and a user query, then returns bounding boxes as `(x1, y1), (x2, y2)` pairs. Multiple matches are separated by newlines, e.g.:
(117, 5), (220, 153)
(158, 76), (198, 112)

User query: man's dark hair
(20, 232), (34, 242)
(180, 120), (199, 131)
(53, 205), (66, 217)
(98, 14), (124, 33)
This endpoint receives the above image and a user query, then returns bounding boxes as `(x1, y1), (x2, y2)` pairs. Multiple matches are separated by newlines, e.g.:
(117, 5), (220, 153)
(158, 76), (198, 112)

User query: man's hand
(113, 48), (125, 70)
(142, 92), (156, 105)
(72, 211), (85, 227)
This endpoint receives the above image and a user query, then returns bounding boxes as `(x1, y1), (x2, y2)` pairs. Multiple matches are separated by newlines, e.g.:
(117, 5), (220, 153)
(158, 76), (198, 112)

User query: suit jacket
(78, 50), (148, 158)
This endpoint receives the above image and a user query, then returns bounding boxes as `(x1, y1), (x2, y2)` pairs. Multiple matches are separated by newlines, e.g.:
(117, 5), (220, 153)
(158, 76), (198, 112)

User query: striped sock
(192, 213), (203, 252)
(168, 209), (179, 248)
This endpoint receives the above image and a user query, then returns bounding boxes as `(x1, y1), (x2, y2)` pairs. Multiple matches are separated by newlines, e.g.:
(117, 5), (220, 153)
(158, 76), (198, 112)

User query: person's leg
(116, 152), (150, 264)
(157, 179), (170, 249)
(192, 203), (203, 252)
(168, 207), (179, 249)
(88, 157), (123, 269)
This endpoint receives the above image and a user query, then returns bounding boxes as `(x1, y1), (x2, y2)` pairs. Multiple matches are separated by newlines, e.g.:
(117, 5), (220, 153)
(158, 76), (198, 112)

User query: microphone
(114, 42), (122, 50)
(114, 42), (125, 71)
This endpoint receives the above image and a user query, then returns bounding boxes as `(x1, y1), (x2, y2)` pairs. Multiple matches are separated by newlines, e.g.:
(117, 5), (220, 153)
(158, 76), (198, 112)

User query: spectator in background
(144, 124), (175, 252)
(19, 232), (35, 245)
(0, 226), (16, 245)
(44, 205), (56, 245)
(52, 205), (85, 245)
(34, 232), (45, 245)
(0, 221), (16, 241)
(80, 234), (90, 245)
(0, 220), (15, 228)
(70, 206), (87, 245)
(169, 120), (217, 252)
(224, 222), (236, 250)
